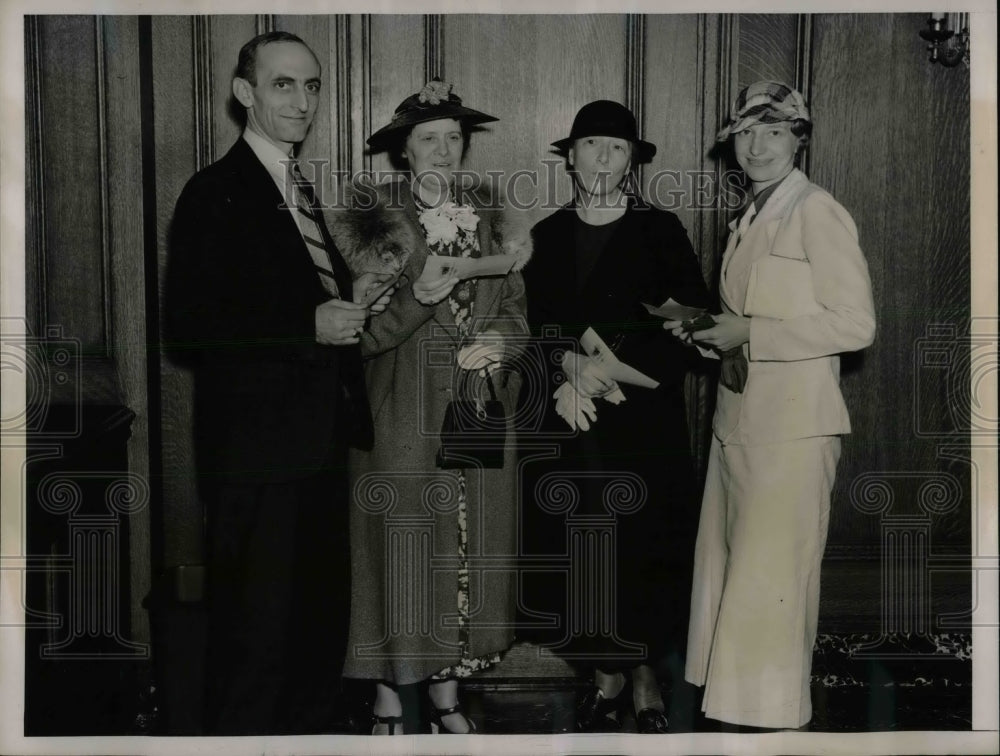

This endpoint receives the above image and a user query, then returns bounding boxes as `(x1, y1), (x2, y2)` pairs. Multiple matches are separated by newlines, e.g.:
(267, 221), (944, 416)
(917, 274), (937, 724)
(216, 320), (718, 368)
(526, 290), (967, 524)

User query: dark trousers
(204, 466), (351, 735)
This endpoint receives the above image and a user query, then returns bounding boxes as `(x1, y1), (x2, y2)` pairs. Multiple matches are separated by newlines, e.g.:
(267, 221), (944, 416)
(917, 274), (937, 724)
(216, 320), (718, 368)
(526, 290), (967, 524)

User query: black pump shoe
(429, 703), (477, 734)
(370, 713), (404, 735)
(575, 679), (631, 732)
(636, 707), (669, 733)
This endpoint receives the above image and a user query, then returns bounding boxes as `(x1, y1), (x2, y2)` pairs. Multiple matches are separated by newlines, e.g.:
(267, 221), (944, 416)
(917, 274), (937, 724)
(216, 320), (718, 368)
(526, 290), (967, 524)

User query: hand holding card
(682, 313), (717, 332)
(421, 253), (518, 281)
(580, 327), (660, 389)
(413, 255), (460, 305)
(642, 298), (708, 322)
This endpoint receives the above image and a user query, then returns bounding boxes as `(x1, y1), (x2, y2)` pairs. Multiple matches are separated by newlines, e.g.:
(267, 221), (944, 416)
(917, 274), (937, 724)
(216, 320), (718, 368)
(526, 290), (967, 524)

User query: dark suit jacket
(166, 138), (372, 485)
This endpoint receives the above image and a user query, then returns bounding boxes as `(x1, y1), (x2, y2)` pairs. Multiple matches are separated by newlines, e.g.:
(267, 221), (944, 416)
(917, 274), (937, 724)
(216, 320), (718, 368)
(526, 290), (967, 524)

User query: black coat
(166, 138), (372, 485)
(518, 198), (710, 666)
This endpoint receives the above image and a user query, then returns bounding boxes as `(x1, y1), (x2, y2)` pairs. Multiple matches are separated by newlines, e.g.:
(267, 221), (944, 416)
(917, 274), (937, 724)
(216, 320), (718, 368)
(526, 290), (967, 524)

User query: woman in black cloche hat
(332, 79), (532, 736)
(518, 100), (710, 733)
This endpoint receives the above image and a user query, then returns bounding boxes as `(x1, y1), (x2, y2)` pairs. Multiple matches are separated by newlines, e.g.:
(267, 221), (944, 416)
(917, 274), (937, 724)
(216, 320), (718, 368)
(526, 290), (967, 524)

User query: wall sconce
(919, 12), (970, 68)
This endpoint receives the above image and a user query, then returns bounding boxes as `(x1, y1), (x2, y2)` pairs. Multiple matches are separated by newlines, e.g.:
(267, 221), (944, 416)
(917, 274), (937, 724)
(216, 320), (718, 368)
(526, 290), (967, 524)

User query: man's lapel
(232, 139), (351, 299)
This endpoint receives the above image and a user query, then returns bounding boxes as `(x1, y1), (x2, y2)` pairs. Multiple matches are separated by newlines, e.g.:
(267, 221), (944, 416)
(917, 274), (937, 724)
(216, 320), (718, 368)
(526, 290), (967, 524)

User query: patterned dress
(414, 194), (502, 679)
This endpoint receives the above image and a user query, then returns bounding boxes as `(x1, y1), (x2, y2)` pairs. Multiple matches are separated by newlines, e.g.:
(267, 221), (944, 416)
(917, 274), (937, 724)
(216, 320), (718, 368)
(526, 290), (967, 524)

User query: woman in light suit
(666, 81), (876, 729)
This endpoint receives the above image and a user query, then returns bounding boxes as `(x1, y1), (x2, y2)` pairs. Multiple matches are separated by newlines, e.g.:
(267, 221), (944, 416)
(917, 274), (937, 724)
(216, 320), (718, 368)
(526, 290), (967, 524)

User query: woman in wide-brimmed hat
(331, 79), (531, 736)
(517, 100), (710, 733)
(666, 80), (875, 729)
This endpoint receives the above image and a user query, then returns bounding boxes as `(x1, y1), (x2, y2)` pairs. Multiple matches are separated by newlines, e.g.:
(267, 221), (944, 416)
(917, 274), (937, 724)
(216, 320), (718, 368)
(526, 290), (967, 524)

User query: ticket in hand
(421, 253), (518, 281)
(642, 298), (708, 322)
(681, 313), (717, 332)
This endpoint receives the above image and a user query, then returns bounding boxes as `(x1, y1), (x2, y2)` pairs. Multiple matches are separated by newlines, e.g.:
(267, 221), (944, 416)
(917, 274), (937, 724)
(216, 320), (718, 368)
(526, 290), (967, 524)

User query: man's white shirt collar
(242, 127), (296, 197)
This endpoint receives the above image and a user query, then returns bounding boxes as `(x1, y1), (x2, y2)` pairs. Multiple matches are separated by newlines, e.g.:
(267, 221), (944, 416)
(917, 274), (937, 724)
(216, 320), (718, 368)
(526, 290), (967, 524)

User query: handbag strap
(458, 366), (499, 402)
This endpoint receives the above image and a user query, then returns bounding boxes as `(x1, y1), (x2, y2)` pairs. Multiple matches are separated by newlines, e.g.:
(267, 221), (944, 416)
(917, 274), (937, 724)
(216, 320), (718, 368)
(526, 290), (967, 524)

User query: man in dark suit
(166, 31), (382, 735)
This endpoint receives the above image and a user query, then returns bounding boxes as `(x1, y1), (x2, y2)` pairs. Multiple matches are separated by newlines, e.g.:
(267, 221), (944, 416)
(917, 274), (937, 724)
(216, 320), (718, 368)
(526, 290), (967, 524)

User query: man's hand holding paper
(354, 269), (404, 313)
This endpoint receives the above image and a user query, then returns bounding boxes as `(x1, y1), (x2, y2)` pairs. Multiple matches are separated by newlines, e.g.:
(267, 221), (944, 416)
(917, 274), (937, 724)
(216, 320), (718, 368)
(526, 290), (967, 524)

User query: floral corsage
(417, 202), (481, 247)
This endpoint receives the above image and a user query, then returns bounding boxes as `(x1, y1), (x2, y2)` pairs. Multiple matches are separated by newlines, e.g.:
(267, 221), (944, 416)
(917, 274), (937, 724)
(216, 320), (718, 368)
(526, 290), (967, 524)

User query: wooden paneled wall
(26, 14), (973, 647)
(24, 15), (152, 644)
(811, 14), (971, 557)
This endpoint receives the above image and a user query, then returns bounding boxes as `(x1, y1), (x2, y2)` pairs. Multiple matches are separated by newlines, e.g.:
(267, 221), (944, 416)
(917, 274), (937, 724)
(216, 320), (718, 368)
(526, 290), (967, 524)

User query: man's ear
(567, 147), (575, 169)
(232, 77), (254, 108)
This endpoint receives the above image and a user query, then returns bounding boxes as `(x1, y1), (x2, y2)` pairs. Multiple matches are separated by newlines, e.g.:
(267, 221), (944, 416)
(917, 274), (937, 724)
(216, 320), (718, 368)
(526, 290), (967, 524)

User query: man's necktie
(290, 162), (340, 298)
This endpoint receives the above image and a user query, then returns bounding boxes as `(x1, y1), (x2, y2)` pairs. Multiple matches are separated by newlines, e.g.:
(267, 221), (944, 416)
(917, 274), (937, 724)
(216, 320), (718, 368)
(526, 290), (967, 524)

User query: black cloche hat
(367, 78), (498, 150)
(552, 100), (657, 163)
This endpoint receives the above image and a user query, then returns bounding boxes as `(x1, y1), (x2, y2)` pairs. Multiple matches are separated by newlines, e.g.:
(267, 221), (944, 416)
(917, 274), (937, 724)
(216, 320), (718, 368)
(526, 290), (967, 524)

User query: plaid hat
(367, 78), (497, 150)
(716, 80), (810, 142)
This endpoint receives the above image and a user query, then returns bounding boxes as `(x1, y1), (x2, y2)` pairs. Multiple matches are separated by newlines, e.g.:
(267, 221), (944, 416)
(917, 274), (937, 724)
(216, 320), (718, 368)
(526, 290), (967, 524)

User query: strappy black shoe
(429, 703), (478, 734)
(370, 713), (404, 735)
(575, 679), (631, 732)
(636, 707), (669, 733)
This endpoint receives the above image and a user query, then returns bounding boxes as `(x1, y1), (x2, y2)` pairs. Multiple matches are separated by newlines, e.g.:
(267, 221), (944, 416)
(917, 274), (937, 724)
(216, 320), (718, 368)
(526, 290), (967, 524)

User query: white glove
(602, 384), (627, 405)
(553, 382), (597, 431)
(457, 330), (504, 376)
(561, 351), (616, 398)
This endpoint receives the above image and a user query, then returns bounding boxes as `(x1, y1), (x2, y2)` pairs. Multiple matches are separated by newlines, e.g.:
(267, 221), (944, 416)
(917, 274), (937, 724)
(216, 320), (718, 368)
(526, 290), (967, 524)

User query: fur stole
(327, 181), (533, 278)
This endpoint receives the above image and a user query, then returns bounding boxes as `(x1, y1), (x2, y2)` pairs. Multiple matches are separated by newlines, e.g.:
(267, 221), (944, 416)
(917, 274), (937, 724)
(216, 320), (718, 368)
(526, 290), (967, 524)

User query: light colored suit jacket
(714, 168), (876, 444)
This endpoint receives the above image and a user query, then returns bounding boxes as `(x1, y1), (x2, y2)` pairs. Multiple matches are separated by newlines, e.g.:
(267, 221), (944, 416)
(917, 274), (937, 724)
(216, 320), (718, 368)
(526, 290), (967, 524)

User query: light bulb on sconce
(919, 12), (970, 68)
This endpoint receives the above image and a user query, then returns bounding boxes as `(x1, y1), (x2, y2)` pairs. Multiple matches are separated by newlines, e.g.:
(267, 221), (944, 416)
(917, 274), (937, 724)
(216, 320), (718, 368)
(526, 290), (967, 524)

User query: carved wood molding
(795, 14), (814, 105)
(795, 14), (813, 175)
(695, 14), (720, 260)
(337, 15), (372, 177)
(192, 16), (214, 171)
(715, 13), (739, 228)
(95, 16), (113, 357)
(624, 14), (645, 184)
(624, 15), (645, 130)
(424, 14), (442, 81)
(255, 14), (274, 36)
(25, 15), (47, 334)
(688, 13), (726, 478)
(334, 16), (352, 176)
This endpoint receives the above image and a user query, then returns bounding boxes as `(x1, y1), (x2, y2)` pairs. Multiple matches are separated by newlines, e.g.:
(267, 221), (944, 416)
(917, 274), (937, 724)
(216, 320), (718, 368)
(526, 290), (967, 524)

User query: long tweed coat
(329, 181), (531, 684)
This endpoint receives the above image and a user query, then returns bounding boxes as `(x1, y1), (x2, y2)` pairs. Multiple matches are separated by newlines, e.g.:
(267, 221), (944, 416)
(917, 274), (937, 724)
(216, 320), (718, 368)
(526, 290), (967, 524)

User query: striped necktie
(290, 162), (340, 298)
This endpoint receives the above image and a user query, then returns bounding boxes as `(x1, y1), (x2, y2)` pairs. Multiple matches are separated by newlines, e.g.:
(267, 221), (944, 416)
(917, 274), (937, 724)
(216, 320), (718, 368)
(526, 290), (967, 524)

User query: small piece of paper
(642, 298), (708, 322)
(580, 327), (660, 389)
(422, 253), (518, 281)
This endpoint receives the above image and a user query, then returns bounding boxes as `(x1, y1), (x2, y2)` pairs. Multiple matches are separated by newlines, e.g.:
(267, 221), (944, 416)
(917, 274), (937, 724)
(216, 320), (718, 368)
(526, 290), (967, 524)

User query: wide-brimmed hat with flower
(367, 79), (498, 150)
(551, 100), (657, 164)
